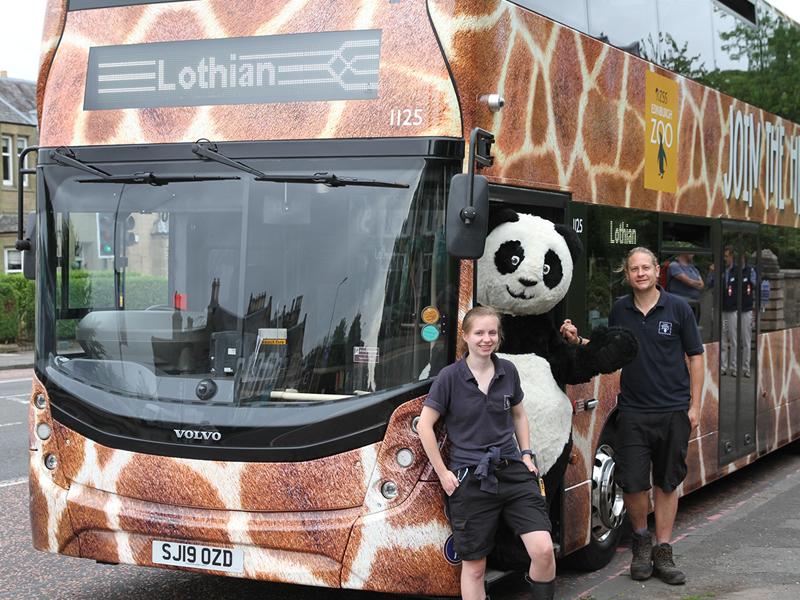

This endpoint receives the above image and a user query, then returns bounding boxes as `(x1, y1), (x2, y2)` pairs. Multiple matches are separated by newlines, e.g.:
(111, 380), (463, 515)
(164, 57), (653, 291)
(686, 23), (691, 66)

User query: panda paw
(586, 326), (638, 373)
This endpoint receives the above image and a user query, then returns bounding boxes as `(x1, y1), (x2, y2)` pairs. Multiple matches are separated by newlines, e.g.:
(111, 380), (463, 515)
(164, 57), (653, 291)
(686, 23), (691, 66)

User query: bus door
(484, 184), (571, 547)
(719, 222), (759, 464)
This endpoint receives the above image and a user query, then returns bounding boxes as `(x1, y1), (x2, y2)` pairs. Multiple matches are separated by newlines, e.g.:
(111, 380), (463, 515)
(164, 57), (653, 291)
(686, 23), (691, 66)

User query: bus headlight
(36, 423), (52, 441)
(44, 454), (58, 470)
(381, 480), (398, 499)
(396, 448), (414, 468)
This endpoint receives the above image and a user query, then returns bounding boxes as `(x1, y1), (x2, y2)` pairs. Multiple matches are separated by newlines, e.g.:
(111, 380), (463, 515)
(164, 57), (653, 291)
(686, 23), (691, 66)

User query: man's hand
(560, 319), (580, 344)
(439, 470), (460, 496)
(688, 404), (700, 431)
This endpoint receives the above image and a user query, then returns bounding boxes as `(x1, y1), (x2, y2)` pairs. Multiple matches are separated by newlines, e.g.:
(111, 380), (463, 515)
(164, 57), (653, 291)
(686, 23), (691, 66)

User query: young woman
(417, 306), (556, 600)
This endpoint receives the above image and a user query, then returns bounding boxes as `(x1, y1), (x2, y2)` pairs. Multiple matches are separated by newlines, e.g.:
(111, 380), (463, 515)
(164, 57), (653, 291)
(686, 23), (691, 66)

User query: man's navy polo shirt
(608, 287), (703, 412)
(424, 354), (523, 469)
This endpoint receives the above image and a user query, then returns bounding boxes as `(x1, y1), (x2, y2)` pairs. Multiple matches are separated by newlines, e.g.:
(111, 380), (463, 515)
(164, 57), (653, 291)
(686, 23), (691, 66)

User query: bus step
(484, 543), (562, 585)
(484, 568), (512, 584)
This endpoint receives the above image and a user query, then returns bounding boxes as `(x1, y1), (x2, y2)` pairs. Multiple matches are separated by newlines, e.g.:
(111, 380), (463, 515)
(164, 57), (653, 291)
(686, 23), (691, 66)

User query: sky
(0, 0), (799, 82)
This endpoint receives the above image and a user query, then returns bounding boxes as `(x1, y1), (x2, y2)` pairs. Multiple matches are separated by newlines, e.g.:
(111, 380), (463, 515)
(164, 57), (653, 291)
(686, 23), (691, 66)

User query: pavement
(0, 345), (34, 371)
(551, 447), (800, 600)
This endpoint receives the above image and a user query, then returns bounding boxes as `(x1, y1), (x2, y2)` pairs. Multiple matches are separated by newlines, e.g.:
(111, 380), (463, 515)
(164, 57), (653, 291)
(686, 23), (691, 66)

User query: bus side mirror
(18, 212), (36, 281)
(446, 174), (489, 259)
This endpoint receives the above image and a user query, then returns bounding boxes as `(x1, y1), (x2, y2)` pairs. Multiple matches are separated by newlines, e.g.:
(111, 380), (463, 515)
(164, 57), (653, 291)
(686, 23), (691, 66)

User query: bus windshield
(41, 154), (457, 425)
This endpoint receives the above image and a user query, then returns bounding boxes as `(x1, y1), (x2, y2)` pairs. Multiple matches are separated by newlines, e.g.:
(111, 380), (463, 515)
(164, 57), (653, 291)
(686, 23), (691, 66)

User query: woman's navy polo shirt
(608, 288), (703, 412)
(423, 354), (523, 469)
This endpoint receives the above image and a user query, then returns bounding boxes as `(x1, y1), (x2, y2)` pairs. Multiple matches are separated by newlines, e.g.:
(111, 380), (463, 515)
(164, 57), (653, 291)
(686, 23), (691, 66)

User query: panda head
(477, 208), (582, 316)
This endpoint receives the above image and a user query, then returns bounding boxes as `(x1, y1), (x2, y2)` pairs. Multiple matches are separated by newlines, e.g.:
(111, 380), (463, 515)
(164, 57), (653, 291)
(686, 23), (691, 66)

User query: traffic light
(96, 213), (115, 259)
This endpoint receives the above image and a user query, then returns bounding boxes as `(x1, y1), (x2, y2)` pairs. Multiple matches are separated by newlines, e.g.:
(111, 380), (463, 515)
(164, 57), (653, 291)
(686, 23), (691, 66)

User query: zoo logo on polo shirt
(658, 321), (673, 336)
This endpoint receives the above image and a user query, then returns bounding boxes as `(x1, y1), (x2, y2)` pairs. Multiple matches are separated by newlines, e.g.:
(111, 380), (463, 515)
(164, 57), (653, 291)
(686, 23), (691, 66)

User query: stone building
(0, 73), (37, 274)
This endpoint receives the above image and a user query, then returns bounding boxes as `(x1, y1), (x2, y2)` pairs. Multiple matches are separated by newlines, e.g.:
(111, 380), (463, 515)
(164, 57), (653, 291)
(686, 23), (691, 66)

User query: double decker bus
(19, 0), (800, 595)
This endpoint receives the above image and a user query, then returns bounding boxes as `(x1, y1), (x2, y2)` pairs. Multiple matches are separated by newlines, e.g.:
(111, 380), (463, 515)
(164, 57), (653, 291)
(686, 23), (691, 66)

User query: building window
(1, 136), (12, 187)
(16, 136), (28, 187)
(4, 248), (22, 273)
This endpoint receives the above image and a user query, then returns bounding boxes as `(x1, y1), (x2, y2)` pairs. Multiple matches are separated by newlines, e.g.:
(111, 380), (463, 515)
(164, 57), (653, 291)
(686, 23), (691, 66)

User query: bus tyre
(568, 443), (625, 571)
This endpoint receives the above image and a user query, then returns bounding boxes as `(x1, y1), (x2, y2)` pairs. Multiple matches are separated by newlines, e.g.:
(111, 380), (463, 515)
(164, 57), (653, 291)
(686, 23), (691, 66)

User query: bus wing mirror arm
(446, 128), (493, 259)
(19, 212), (36, 281)
(16, 145), (39, 280)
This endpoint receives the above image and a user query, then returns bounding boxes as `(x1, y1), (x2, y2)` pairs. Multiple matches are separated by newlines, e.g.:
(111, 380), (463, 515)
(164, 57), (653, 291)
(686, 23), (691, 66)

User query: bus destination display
(84, 29), (382, 110)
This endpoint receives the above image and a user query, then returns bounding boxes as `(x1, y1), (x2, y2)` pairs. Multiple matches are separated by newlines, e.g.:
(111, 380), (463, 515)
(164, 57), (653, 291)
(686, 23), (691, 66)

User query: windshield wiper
(193, 139), (409, 188)
(254, 172), (409, 189)
(54, 147), (240, 186)
(192, 139), (270, 178)
(77, 173), (240, 186)
(52, 147), (112, 178)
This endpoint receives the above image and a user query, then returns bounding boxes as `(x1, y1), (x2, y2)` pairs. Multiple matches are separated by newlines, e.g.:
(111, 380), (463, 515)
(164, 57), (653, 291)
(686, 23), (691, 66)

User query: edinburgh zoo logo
(85, 29), (382, 110)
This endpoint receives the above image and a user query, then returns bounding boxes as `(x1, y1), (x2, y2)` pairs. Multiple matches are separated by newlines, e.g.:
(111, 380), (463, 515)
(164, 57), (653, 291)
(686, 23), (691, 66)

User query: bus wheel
(569, 443), (625, 570)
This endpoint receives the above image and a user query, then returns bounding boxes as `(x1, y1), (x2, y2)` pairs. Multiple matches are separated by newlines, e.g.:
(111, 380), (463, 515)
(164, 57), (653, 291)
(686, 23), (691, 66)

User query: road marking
(0, 422), (23, 428)
(0, 378), (33, 384)
(0, 477), (27, 488)
(1, 395), (28, 405)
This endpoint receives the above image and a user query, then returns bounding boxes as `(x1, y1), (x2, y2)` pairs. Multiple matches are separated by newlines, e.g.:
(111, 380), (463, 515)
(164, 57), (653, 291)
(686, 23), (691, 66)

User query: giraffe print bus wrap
(30, 0), (800, 593)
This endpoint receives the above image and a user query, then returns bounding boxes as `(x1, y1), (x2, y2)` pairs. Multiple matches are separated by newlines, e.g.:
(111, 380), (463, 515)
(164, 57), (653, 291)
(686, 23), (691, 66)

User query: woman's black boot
(524, 575), (555, 600)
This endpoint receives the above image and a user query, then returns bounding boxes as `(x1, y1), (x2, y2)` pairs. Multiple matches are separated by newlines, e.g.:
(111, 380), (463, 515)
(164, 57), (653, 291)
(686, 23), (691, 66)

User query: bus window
(760, 225), (800, 332)
(584, 205), (658, 329)
(660, 220), (715, 342)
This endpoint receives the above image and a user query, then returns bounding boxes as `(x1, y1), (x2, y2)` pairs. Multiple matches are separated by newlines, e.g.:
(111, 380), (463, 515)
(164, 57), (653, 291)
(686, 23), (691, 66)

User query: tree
(699, 10), (800, 123)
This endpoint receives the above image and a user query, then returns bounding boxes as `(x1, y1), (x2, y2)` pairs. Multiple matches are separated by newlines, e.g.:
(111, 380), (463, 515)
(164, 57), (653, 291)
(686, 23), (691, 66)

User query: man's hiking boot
(652, 543), (686, 585)
(524, 575), (555, 600)
(629, 531), (653, 580)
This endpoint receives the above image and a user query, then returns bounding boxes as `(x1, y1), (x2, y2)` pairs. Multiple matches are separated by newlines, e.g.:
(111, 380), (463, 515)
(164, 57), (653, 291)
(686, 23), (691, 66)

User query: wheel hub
(590, 444), (625, 542)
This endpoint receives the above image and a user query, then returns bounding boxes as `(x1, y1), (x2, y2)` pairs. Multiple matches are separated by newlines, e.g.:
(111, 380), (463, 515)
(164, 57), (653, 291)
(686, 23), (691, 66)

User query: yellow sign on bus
(644, 71), (679, 193)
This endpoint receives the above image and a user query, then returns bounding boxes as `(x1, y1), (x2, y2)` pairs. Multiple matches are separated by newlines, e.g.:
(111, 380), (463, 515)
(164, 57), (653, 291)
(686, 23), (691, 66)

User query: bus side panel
(678, 342), (721, 495)
(37, 0), (68, 125)
(560, 482), (590, 555)
(39, 0), (461, 147)
(564, 372), (621, 554)
(758, 330), (800, 454)
(341, 481), (460, 596)
(29, 375), (78, 557)
(429, 0), (800, 228)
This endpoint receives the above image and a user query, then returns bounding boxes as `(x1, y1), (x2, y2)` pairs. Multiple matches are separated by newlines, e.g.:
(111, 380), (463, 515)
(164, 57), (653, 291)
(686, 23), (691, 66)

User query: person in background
(710, 246), (757, 377)
(667, 253), (704, 320)
(417, 305), (556, 600)
(561, 247), (703, 586)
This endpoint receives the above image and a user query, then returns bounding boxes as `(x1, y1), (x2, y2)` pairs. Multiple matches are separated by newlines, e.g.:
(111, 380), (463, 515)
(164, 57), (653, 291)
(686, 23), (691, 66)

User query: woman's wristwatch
(520, 449), (536, 460)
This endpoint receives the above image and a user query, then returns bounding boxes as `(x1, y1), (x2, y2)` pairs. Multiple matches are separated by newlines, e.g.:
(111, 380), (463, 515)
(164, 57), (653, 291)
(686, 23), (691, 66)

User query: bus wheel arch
(568, 416), (626, 570)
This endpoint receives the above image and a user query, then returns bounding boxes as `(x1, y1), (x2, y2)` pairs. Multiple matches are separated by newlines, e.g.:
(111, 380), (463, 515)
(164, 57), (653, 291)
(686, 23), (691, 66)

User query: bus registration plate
(152, 540), (244, 573)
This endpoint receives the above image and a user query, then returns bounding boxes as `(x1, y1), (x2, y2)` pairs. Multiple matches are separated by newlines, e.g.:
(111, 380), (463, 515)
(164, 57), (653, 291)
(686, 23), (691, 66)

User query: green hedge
(0, 275), (35, 343)
(56, 271), (168, 341)
(0, 271), (167, 344)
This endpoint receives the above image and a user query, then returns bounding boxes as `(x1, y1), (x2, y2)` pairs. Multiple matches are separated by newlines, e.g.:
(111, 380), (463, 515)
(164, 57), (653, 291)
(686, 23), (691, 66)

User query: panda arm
(546, 325), (599, 385)
(547, 324), (638, 385)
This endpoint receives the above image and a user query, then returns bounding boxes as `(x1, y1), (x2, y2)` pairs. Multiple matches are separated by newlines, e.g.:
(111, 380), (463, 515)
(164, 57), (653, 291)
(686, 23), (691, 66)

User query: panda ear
(554, 223), (583, 262)
(488, 207), (519, 232)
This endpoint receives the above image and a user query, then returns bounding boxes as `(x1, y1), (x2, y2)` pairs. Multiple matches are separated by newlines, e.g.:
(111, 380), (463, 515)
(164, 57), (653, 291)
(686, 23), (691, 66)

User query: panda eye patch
(543, 249), (563, 289)
(495, 240), (525, 274)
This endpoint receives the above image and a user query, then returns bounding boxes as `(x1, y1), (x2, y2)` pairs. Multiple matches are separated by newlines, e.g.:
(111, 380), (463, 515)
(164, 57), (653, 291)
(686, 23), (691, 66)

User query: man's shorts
(616, 410), (691, 494)
(446, 460), (550, 561)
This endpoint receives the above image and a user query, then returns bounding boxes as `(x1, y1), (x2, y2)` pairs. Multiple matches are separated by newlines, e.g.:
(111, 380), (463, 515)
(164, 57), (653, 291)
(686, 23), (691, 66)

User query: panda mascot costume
(477, 208), (637, 565)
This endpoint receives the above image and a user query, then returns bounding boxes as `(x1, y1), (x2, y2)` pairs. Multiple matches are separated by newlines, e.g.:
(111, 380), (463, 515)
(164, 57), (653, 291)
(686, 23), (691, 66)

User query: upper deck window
(715, 0), (757, 25)
(514, 0), (589, 31)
